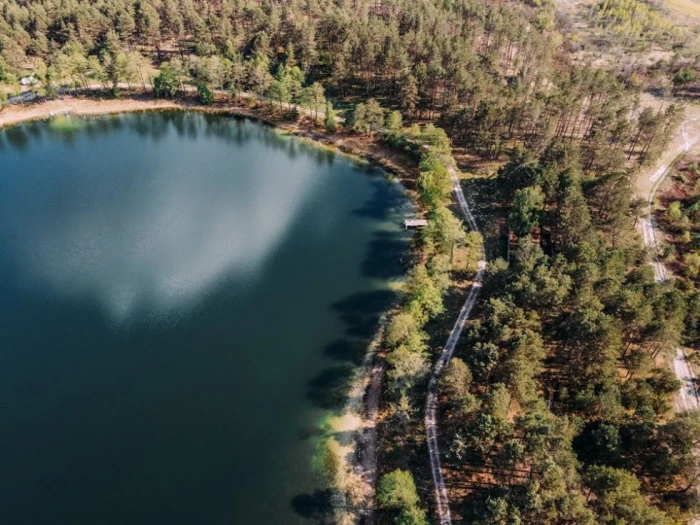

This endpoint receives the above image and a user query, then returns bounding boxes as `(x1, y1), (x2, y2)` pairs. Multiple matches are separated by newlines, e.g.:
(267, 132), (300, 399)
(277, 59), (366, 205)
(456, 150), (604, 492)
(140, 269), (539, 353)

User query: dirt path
(425, 168), (487, 525)
(0, 96), (185, 129)
(674, 348), (700, 412)
(636, 116), (700, 407)
(639, 118), (700, 281)
(636, 115), (700, 379)
(635, 116), (700, 525)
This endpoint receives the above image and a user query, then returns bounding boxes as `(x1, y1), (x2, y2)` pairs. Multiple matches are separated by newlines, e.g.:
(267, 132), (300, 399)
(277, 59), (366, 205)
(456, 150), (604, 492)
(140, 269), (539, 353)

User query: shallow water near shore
(0, 112), (411, 525)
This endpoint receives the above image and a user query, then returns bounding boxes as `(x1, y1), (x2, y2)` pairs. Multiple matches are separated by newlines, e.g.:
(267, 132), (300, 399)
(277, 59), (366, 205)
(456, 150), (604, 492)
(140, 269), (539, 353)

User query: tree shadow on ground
(460, 175), (507, 260)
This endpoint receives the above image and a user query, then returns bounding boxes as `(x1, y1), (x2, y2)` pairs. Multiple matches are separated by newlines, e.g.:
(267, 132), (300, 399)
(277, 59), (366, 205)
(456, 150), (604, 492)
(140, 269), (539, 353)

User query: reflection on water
(0, 113), (336, 323)
(0, 112), (411, 525)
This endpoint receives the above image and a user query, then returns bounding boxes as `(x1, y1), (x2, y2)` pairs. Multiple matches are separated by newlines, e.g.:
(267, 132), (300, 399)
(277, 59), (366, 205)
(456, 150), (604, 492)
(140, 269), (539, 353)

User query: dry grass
(666, 0), (700, 23)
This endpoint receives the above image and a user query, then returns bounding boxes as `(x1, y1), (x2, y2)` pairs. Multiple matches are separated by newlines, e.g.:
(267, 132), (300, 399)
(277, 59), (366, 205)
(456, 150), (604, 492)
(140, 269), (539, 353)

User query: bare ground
(0, 95), (185, 129)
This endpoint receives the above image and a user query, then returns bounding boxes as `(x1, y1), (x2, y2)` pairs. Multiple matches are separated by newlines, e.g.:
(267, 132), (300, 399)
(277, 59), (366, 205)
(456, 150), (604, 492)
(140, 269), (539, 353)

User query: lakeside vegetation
(2, 0), (700, 524)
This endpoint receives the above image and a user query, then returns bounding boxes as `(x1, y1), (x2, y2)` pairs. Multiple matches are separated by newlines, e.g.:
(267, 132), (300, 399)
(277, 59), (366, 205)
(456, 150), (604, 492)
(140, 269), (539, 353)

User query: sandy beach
(0, 95), (191, 130)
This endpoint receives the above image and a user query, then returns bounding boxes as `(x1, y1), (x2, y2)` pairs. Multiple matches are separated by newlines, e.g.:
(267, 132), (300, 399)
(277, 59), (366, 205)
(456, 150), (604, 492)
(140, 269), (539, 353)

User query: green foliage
(509, 186), (545, 237)
(0, 1), (695, 522)
(377, 470), (420, 509)
(48, 114), (82, 132)
(197, 83), (213, 105)
(324, 101), (337, 133)
(673, 67), (698, 93)
(423, 207), (467, 256)
(386, 312), (425, 350)
(352, 98), (385, 136)
(592, 0), (675, 48)
(325, 456), (418, 523)
(386, 110), (403, 134)
(405, 264), (445, 323)
(305, 81), (325, 119)
(387, 345), (429, 394)
(447, 142), (698, 523)
(666, 201), (683, 223)
(485, 383), (511, 421)
(440, 358), (473, 400)
(684, 251), (700, 278)
(396, 506), (429, 525)
(622, 368), (681, 414)
(417, 154), (452, 211)
(584, 466), (674, 525)
(153, 63), (179, 99)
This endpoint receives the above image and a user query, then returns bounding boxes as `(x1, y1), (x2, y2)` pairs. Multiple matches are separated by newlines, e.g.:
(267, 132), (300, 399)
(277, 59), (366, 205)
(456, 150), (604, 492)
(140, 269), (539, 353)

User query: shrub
(665, 201), (683, 223)
(684, 251), (700, 278)
(197, 83), (214, 105)
(377, 470), (420, 509)
(153, 65), (179, 99)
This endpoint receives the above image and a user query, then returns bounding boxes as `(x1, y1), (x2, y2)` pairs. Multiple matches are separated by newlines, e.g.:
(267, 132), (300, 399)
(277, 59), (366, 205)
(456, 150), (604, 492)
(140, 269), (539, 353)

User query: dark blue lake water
(0, 112), (410, 525)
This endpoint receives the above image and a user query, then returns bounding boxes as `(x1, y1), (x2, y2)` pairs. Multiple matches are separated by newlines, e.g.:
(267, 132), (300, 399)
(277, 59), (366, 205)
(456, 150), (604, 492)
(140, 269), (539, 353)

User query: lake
(0, 112), (411, 525)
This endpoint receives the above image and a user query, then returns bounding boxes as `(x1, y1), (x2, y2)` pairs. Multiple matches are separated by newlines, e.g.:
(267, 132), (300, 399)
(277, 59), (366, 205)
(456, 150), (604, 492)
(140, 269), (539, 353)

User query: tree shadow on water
(323, 338), (365, 365)
(361, 231), (410, 279)
(291, 490), (336, 524)
(306, 289), (397, 410)
(352, 177), (409, 221)
(307, 365), (355, 410)
(332, 289), (396, 340)
(3, 125), (30, 151)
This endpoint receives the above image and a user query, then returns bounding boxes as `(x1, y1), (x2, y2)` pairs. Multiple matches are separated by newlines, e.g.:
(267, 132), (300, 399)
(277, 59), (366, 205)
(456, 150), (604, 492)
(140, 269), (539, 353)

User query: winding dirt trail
(637, 117), (700, 525)
(425, 169), (487, 525)
(640, 118), (700, 281)
(637, 117), (700, 410)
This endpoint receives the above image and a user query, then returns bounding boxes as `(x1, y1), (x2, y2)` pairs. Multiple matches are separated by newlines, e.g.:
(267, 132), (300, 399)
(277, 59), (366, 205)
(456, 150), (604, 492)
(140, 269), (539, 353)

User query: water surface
(0, 112), (410, 525)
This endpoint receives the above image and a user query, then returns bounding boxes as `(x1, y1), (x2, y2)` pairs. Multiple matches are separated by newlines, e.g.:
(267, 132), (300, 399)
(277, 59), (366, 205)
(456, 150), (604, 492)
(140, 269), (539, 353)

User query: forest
(1, 0), (700, 524)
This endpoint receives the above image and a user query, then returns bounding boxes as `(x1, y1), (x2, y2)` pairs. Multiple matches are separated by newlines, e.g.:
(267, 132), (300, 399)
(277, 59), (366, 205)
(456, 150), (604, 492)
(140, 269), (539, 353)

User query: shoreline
(0, 90), (419, 525)
(0, 92), (412, 180)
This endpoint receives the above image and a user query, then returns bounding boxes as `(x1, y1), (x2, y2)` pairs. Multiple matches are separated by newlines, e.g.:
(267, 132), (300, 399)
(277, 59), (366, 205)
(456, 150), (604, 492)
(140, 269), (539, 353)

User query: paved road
(425, 168), (486, 525)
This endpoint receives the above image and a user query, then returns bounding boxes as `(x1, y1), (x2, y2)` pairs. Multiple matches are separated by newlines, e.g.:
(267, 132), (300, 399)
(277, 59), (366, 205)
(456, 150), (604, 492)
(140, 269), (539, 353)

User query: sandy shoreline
(0, 95), (194, 130)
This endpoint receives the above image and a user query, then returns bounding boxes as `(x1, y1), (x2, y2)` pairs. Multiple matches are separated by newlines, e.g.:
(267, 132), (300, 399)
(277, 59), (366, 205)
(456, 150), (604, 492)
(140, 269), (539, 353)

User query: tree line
(0, 0), (684, 170)
(436, 137), (700, 524)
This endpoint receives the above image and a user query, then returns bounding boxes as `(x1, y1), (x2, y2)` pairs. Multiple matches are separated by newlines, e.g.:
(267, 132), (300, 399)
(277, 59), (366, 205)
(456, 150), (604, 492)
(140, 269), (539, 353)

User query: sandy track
(638, 117), (700, 401)
(674, 348), (700, 412)
(637, 119), (700, 282)
(636, 117), (700, 525)
(425, 169), (487, 525)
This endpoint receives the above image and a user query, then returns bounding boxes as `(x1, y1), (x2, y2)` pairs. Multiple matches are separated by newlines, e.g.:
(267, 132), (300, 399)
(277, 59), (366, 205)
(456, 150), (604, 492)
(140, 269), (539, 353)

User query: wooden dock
(404, 219), (428, 229)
